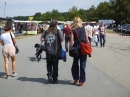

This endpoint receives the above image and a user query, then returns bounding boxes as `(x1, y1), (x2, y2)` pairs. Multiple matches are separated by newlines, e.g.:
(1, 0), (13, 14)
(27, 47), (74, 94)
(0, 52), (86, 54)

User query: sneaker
(48, 76), (52, 83)
(53, 80), (58, 84)
(6, 75), (10, 79)
(79, 82), (83, 86)
(73, 80), (78, 84)
(12, 72), (17, 77)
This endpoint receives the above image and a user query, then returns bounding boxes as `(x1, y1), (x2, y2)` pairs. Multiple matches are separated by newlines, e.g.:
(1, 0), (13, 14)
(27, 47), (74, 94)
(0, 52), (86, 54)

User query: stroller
(34, 42), (46, 62)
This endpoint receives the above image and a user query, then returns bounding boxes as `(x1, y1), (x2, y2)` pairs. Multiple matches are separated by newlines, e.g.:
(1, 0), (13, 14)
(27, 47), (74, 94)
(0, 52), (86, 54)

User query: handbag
(10, 32), (20, 54)
(69, 47), (79, 57)
(93, 35), (98, 42)
(62, 49), (66, 62)
(15, 45), (19, 54)
(75, 29), (92, 55)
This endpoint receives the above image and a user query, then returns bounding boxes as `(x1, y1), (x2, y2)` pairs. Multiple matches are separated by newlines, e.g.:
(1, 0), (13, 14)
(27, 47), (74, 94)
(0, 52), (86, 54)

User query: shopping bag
(93, 35), (98, 42)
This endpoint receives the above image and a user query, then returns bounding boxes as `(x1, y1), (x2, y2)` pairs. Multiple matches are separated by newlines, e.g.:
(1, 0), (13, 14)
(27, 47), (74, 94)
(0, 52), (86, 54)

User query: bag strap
(54, 29), (62, 54)
(10, 32), (15, 46)
(75, 28), (87, 43)
(57, 29), (62, 49)
(74, 29), (80, 41)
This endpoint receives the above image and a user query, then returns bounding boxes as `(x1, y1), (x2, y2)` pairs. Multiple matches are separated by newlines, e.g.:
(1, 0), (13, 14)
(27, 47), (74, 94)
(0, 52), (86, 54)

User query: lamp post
(4, 2), (6, 18)
(121, 22), (122, 36)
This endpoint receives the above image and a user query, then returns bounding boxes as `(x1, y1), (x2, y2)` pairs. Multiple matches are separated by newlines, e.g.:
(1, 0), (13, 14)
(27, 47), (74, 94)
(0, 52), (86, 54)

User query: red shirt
(63, 25), (71, 35)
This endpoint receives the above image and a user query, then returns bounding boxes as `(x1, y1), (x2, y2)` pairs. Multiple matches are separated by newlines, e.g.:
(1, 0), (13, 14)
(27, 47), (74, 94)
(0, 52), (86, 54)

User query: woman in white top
(0, 20), (17, 79)
(99, 22), (106, 47)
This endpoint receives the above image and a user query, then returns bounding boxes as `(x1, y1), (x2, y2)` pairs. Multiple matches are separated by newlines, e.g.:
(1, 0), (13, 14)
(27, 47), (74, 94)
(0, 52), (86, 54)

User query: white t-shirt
(99, 26), (105, 34)
(85, 25), (94, 38)
(94, 25), (99, 34)
(0, 32), (15, 46)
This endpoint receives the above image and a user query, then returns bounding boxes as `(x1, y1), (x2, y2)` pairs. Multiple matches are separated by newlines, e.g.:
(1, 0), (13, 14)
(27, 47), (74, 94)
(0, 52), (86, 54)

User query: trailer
(0, 17), (13, 35)
(98, 19), (115, 27)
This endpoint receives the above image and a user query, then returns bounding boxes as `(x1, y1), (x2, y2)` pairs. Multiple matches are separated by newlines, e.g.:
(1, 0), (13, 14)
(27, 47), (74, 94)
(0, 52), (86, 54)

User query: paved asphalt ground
(0, 33), (130, 97)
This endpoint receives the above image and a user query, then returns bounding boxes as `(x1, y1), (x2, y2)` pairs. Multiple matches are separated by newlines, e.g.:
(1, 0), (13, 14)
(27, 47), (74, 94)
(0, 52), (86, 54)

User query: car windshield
(122, 24), (130, 29)
(126, 25), (130, 28)
(127, 26), (130, 30)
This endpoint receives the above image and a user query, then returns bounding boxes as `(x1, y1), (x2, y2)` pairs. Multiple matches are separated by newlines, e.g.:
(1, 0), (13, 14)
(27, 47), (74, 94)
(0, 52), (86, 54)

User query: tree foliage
(13, 16), (29, 20)
(114, 0), (130, 23)
(96, 2), (111, 19)
(87, 5), (97, 21)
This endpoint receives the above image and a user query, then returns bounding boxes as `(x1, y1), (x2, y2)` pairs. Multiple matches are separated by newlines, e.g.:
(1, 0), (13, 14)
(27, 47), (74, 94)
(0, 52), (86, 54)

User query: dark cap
(50, 20), (57, 27)
(4, 20), (13, 30)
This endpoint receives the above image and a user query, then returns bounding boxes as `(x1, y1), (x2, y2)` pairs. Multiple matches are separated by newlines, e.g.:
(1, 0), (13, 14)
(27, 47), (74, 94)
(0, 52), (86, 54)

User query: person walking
(0, 20), (17, 79)
(40, 20), (64, 84)
(12, 23), (16, 34)
(63, 21), (71, 52)
(85, 22), (94, 46)
(69, 17), (89, 86)
(93, 22), (99, 46)
(99, 22), (106, 47)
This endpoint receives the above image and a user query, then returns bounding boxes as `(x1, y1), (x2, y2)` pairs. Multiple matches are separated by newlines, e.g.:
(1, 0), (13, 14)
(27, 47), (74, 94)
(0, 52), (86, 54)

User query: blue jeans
(71, 51), (87, 83)
(88, 37), (92, 46)
(100, 34), (106, 47)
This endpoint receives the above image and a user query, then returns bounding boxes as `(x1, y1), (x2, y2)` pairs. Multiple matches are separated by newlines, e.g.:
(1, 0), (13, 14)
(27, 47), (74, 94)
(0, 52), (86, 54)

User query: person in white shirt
(85, 22), (94, 46)
(94, 22), (99, 46)
(12, 23), (15, 34)
(99, 22), (107, 47)
(0, 20), (17, 79)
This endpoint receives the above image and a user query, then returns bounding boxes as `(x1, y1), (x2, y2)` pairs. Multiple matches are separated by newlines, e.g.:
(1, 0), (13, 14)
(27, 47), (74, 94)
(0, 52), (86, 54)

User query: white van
(98, 19), (115, 28)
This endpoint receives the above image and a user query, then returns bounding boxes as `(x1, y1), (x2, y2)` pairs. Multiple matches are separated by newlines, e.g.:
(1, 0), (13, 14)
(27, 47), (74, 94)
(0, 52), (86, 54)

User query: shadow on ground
(17, 77), (73, 85)
(17, 77), (47, 84)
(0, 72), (6, 78)
(28, 57), (46, 62)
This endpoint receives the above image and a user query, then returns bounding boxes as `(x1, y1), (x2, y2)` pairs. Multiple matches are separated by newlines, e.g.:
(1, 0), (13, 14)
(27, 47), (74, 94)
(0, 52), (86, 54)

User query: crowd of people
(40, 17), (107, 86)
(0, 17), (107, 87)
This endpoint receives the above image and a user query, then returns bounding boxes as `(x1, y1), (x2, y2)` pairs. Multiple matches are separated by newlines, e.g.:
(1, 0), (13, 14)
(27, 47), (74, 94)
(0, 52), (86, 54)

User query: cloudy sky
(0, 0), (109, 17)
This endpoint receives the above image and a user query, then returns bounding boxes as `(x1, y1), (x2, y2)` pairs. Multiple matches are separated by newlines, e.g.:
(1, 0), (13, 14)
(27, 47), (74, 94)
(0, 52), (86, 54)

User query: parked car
(113, 26), (120, 32)
(121, 24), (130, 33)
(124, 26), (130, 35)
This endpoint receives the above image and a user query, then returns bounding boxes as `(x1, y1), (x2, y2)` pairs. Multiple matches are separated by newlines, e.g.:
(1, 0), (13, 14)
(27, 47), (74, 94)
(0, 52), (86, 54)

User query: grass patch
(106, 30), (120, 34)
(15, 33), (42, 39)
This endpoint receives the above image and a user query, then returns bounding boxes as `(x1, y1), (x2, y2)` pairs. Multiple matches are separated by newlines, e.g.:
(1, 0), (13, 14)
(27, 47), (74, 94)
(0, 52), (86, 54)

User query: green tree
(96, 2), (111, 19)
(51, 9), (63, 20)
(67, 6), (79, 20)
(78, 9), (87, 22)
(42, 11), (52, 21)
(13, 16), (29, 20)
(114, 0), (130, 23)
(87, 5), (97, 21)
(33, 12), (42, 21)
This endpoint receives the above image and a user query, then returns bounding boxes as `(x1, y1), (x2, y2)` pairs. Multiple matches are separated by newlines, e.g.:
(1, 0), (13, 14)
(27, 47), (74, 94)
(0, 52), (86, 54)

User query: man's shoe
(53, 80), (58, 84)
(79, 82), (83, 86)
(48, 76), (52, 83)
(73, 80), (78, 84)
(6, 75), (10, 79)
